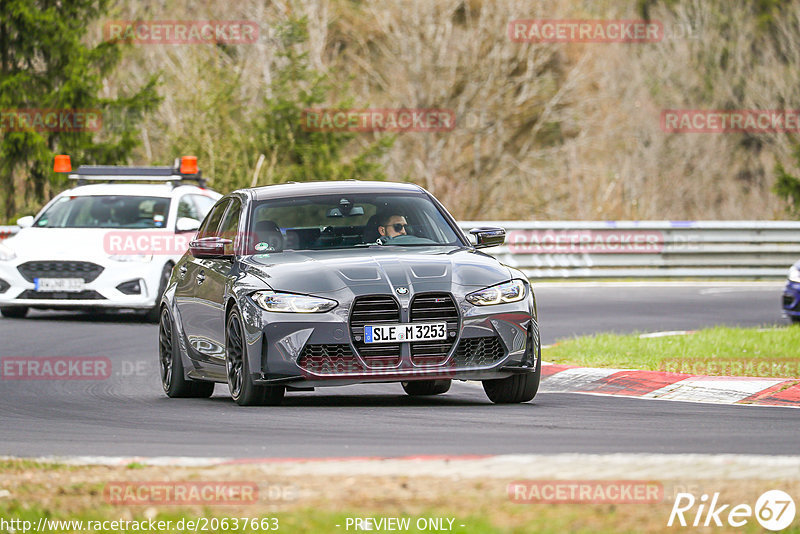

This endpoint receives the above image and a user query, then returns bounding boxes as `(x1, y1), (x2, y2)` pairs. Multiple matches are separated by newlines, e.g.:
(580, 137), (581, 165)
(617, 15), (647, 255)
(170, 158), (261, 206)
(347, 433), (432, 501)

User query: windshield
(246, 192), (464, 253)
(34, 195), (172, 229)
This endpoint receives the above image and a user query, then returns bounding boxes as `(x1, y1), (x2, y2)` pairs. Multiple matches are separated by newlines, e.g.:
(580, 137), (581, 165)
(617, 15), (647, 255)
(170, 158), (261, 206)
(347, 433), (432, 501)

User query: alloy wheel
(226, 314), (245, 398)
(158, 309), (173, 389)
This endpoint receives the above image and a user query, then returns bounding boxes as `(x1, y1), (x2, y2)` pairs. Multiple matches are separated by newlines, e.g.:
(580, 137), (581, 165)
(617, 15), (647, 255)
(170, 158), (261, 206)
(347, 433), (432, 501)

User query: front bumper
(237, 291), (539, 388)
(782, 280), (800, 319)
(0, 258), (168, 310)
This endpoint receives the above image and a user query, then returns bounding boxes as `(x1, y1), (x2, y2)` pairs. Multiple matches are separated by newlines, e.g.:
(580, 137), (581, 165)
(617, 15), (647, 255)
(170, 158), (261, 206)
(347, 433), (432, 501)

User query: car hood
(1, 227), (172, 260)
(240, 246), (513, 295)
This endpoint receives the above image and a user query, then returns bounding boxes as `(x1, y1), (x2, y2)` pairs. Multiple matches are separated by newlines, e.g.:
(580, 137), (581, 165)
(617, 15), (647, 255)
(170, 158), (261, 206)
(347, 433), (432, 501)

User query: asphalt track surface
(0, 282), (796, 458)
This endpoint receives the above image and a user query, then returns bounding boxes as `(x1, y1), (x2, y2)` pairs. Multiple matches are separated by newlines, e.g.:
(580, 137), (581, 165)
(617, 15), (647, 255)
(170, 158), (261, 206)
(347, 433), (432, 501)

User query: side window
(197, 199), (230, 239)
(177, 196), (200, 220)
(218, 199), (242, 242)
(192, 195), (217, 219)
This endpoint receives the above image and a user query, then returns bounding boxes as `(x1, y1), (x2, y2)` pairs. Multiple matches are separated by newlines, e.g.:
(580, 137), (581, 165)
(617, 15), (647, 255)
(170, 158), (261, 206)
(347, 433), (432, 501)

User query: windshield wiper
(321, 243), (380, 250)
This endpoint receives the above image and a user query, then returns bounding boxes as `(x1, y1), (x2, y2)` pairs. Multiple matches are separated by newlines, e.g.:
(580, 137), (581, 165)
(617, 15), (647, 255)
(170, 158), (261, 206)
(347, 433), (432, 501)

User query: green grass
(125, 461), (146, 470)
(0, 459), (73, 472)
(543, 326), (800, 378)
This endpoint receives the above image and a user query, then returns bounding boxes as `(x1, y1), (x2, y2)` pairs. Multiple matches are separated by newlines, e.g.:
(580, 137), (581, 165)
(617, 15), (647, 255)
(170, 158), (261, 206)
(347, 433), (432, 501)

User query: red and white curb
(540, 364), (800, 407)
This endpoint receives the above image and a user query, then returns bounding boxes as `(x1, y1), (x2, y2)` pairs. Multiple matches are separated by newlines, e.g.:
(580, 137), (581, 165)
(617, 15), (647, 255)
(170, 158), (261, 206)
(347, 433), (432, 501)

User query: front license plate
(34, 278), (85, 292)
(364, 322), (447, 344)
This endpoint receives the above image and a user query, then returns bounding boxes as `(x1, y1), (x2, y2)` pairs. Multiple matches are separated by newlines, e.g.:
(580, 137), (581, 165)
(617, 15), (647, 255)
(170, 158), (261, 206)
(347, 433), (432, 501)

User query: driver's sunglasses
(384, 223), (410, 233)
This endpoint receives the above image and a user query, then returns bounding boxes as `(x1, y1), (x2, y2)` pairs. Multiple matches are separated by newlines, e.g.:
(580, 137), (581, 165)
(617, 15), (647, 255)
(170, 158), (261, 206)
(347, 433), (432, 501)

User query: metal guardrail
(2, 222), (798, 279)
(460, 221), (800, 279)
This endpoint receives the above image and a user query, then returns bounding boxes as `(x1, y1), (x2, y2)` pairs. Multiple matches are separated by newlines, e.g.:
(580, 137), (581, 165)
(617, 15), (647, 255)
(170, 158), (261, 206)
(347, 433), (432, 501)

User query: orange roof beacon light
(180, 156), (198, 175)
(54, 155), (72, 173)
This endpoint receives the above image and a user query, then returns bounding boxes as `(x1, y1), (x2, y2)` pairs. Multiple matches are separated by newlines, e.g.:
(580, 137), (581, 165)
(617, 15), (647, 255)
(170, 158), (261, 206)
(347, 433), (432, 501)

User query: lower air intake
(297, 344), (364, 375)
(453, 336), (505, 367)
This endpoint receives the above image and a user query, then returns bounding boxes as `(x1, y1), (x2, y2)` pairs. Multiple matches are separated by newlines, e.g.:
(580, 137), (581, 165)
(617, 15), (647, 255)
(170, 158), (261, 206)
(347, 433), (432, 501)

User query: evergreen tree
(0, 0), (159, 222)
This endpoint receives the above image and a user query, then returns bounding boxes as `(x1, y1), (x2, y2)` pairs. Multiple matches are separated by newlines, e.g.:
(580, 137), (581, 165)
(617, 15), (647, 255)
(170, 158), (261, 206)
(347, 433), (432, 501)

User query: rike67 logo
(668, 490), (796, 531)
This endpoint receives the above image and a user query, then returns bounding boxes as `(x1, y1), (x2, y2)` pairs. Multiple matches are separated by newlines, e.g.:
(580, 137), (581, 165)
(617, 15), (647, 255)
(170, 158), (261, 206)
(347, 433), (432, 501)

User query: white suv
(0, 156), (221, 321)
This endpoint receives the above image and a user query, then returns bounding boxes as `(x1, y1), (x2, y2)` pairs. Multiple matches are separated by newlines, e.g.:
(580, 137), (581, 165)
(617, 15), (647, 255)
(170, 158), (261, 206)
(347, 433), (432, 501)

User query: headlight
(789, 266), (800, 283)
(252, 290), (338, 313)
(108, 254), (153, 263)
(466, 279), (527, 306)
(0, 243), (16, 261)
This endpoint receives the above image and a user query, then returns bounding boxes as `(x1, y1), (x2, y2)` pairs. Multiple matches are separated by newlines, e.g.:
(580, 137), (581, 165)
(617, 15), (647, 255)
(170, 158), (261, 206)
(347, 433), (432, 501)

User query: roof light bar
(55, 155), (206, 187)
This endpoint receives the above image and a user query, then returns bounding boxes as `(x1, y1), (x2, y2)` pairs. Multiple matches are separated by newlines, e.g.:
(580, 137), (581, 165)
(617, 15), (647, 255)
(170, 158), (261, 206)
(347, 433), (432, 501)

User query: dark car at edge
(782, 259), (800, 323)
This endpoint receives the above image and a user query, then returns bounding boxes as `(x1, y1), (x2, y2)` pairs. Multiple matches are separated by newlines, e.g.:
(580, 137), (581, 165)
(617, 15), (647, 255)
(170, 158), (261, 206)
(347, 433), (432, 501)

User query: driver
(377, 213), (409, 240)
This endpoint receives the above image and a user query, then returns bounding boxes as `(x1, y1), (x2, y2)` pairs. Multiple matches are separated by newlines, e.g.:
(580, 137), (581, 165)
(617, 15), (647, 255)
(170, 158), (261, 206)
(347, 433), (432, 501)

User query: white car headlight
(0, 243), (17, 261)
(789, 265), (800, 283)
(466, 279), (527, 306)
(252, 290), (338, 313)
(108, 254), (153, 263)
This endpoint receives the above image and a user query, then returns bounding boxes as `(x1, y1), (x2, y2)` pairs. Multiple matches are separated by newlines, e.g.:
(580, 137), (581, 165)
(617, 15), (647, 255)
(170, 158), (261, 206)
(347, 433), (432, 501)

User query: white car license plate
(34, 278), (85, 292)
(364, 322), (447, 344)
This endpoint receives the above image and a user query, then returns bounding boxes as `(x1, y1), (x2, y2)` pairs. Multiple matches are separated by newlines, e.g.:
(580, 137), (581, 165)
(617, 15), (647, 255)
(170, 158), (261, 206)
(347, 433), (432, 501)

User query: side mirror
(469, 227), (505, 249)
(189, 237), (233, 259)
(176, 217), (201, 233)
(16, 216), (34, 228)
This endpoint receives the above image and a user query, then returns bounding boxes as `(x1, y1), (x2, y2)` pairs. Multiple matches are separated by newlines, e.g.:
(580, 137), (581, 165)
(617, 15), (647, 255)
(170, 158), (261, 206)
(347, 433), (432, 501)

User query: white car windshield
(34, 195), (172, 229)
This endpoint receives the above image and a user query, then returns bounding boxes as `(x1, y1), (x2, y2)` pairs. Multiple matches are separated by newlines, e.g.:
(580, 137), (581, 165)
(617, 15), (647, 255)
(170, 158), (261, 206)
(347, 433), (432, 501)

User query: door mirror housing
(469, 227), (506, 249)
(189, 237), (234, 259)
(16, 216), (34, 228)
(176, 217), (201, 233)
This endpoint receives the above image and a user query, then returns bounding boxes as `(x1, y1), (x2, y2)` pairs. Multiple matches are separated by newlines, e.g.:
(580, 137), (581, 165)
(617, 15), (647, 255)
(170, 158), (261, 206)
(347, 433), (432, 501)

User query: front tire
(483, 372), (540, 404)
(159, 307), (214, 398)
(0, 307), (28, 319)
(226, 307), (285, 406)
(483, 325), (541, 404)
(401, 380), (451, 396)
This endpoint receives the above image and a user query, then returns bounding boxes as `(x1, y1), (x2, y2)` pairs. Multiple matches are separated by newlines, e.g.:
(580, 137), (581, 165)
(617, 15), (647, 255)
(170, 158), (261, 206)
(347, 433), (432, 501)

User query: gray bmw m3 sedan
(159, 181), (541, 406)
